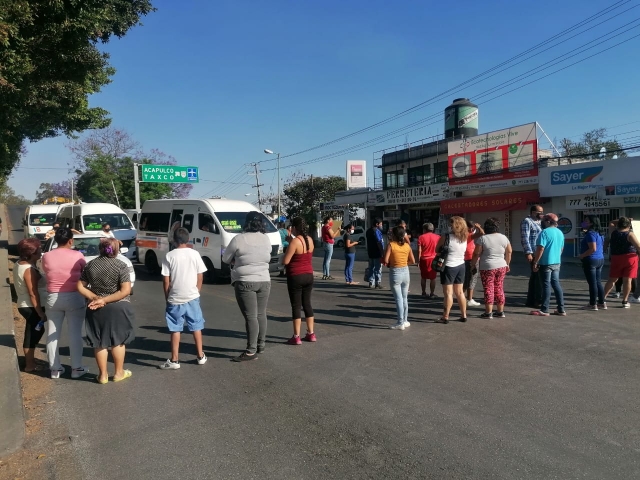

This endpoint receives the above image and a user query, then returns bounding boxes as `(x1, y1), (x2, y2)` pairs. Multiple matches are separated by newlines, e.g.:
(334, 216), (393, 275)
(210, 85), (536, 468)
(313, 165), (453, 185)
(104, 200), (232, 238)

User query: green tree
(282, 172), (347, 227)
(559, 128), (628, 160)
(0, 182), (31, 205)
(0, 0), (155, 178)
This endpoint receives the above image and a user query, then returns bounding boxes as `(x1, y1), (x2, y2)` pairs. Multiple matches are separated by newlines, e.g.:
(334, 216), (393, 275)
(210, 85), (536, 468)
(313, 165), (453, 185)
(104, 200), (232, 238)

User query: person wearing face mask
(101, 223), (123, 247)
(530, 213), (566, 317)
(342, 224), (359, 285)
(521, 204), (544, 308)
(321, 216), (340, 280)
(577, 215), (606, 310)
(366, 218), (385, 289)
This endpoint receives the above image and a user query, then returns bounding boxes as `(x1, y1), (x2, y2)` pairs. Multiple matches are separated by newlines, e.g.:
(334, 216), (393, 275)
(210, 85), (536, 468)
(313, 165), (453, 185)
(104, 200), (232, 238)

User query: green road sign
(141, 165), (199, 183)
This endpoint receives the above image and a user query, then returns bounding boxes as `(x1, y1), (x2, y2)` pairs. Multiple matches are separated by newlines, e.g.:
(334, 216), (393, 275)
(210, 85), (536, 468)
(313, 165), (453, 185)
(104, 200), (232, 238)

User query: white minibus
(23, 205), (59, 240)
(137, 199), (283, 282)
(55, 203), (137, 261)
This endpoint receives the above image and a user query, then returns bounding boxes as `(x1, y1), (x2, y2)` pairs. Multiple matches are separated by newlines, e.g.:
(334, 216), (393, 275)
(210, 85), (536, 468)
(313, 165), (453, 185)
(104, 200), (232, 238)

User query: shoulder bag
(432, 234), (450, 272)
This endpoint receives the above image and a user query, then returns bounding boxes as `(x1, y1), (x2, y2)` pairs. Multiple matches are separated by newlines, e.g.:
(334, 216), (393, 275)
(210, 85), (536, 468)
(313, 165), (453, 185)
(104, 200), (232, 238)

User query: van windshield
(83, 214), (133, 231)
(29, 214), (56, 226)
(216, 212), (277, 234)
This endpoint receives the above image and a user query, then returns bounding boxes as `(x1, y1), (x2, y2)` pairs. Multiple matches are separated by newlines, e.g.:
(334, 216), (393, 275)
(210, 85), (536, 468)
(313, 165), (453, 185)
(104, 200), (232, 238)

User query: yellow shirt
(388, 241), (411, 268)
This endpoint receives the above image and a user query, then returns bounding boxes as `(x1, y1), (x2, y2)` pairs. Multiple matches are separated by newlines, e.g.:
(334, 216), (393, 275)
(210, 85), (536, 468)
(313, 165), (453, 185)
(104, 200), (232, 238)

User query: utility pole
(133, 163), (141, 211)
(276, 152), (281, 220)
(248, 163), (264, 209)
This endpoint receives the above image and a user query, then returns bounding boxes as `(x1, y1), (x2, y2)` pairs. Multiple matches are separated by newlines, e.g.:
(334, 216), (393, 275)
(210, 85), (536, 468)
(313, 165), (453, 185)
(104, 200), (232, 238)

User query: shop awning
(440, 190), (541, 214)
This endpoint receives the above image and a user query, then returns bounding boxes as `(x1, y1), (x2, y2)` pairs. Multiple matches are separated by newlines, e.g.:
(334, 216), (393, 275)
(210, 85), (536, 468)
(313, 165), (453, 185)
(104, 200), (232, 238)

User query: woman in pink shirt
(42, 228), (89, 379)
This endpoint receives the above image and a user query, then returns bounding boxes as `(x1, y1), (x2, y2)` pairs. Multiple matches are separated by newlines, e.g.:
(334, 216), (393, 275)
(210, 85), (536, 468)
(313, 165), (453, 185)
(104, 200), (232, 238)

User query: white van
(137, 199), (283, 282)
(123, 208), (141, 228)
(23, 205), (60, 240)
(55, 203), (137, 261)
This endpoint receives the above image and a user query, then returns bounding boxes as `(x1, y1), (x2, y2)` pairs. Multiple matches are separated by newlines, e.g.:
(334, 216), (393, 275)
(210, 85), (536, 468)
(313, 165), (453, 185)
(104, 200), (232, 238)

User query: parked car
(38, 234), (136, 290)
(335, 226), (365, 248)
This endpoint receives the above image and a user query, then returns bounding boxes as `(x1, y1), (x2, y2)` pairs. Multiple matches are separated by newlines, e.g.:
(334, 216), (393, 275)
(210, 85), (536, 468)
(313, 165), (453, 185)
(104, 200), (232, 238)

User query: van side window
(182, 214), (194, 233)
(198, 213), (218, 234)
(139, 212), (171, 232)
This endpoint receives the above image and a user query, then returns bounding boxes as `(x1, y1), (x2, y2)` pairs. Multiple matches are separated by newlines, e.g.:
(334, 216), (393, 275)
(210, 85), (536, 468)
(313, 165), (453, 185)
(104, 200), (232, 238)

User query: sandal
(439, 317), (449, 324)
(459, 317), (467, 323)
(96, 375), (108, 385)
(112, 370), (132, 382)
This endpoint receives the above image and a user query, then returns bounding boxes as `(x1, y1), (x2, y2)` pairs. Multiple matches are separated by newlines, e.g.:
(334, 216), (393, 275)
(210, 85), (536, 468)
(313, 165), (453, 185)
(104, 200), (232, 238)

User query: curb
(0, 204), (25, 458)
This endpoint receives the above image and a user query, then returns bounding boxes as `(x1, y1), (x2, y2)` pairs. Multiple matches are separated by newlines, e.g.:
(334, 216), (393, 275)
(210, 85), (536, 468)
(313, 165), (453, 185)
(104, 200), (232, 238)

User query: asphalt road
(4, 205), (640, 479)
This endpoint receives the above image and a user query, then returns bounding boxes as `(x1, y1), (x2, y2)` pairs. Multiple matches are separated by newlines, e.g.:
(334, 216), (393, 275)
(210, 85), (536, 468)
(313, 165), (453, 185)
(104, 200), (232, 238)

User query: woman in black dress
(77, 238), (135, 384)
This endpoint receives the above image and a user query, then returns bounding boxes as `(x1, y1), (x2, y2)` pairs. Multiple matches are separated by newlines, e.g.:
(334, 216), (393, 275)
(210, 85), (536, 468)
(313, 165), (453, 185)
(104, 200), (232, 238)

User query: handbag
(432, 234), (450, 272)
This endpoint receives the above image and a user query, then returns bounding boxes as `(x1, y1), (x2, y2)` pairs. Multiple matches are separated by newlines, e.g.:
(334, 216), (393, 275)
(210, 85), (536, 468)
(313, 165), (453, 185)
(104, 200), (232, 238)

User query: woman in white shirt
(435, 216), (469, 324)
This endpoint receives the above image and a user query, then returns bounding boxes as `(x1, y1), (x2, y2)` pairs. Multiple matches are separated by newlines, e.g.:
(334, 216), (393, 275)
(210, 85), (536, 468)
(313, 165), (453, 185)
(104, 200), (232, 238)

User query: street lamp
(264, 149), (281, 220)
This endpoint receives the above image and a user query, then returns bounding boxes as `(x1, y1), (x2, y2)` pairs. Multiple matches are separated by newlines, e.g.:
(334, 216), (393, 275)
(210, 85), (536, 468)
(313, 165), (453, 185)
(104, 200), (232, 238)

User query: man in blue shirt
(366, 218), (385, 289)
(521, 204), (544, 308)
(530, 213), (566, 316)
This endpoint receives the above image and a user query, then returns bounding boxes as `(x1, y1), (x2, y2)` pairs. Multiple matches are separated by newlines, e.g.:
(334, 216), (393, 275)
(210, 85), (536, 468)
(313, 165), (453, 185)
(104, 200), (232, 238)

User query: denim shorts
(165, 298), (205, 332)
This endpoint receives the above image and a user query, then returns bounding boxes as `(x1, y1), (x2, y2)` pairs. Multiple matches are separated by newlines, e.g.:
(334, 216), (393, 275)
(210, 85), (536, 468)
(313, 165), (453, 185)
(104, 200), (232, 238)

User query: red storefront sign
(440, 190), (541, 214)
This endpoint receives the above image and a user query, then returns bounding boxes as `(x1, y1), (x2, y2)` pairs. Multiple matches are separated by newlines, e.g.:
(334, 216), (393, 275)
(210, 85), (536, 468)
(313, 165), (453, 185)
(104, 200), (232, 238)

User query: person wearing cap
(530, 213), (566, 317)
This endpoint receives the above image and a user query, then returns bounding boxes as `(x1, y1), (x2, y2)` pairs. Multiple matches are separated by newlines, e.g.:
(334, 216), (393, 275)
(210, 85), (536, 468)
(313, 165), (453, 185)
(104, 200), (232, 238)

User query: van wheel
(203, 257), (217, 284)
(145, 251), (160, 275)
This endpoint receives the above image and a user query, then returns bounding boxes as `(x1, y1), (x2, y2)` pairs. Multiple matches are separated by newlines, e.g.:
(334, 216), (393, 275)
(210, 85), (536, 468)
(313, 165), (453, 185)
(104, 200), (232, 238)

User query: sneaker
(389, 323), (405, 330)
(552, 310), (567, 316)
(622, 301), (630, 309)
(159, 359), (181, 370)
(287, 335), (302, 345)
(257, 345), (265, 354)
(530, 310), (550, 316)
(369, 282), (374, 289)
(50, 366), (66, 379)
(459, 317), (467, 323)
(581, 305), (598, 311)
(232, 352), (257, 362)
(493, 311), (506, 318)
(71, 366), (90, 379)
(480, 312), (493, 319)
(197, 354), (207, 365)
(629, 296), (640, 304)
(467, 299), (481, 307)
(611, 291), (621, 299)
(303, 332), (317, 342)
(598, 303), (608, 310)
(326, 276), (335, 280)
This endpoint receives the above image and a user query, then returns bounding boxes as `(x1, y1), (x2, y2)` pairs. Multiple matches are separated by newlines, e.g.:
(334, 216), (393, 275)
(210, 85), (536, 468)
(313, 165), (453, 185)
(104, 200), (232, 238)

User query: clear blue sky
(10, 0), (640, 200)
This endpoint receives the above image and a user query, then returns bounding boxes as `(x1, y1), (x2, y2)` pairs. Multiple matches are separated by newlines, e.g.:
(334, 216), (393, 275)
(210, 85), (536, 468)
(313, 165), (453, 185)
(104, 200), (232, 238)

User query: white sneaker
(71, 366), (90, 379)
(389, 323), (405, 330)
(196, 354), (207, 365)
(467, 299), (481, 307)
(629, 296), (640, 304)
(159, 359), (181, 370)
(50, 366), (66, 379)
(611, 292), (621, 299)
(622, 302), (631, 309)
(403, 321), (410, 328)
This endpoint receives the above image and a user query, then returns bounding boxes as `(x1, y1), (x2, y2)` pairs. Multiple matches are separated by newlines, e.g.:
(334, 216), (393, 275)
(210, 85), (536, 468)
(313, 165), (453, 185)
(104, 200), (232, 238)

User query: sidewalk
(0, 204), (25, 458)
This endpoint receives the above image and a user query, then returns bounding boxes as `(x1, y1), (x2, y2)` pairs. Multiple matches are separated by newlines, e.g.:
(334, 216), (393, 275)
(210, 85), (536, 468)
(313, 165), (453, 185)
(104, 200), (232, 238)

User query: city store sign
(376, 184), (448, 206)
(565, 194), (640, 210)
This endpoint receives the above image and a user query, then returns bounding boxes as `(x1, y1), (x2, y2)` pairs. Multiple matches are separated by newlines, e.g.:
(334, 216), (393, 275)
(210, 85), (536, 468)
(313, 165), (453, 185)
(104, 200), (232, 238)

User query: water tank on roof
(444, 98), (478, 139)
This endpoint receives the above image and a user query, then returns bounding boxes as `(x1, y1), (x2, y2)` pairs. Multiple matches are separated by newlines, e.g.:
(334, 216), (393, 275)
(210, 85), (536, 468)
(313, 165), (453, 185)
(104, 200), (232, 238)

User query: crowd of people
(12, 206), (639, 382)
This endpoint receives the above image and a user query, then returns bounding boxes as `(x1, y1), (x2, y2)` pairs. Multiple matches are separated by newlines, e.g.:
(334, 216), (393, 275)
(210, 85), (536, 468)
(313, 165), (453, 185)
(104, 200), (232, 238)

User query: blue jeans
(323, 243), (334, 277)
(582, 257), (604, 306)
(389, 266), (410, 325)
(540, 264), (565, 313)
(344, 253), (355, 283)
(368, 257), (382, 286)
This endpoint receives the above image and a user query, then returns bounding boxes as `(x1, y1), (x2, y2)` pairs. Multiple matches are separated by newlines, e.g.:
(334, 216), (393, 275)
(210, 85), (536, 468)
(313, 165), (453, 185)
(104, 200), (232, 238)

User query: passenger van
(137, 199), (283, 281)
(123, 208), (141, 228)
(55, 203), (137, 261)
(23, 205), (59, 240)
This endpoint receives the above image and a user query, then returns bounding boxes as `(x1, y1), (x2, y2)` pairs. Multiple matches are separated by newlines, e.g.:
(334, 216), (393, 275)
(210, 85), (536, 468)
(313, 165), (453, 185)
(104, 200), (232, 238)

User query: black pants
(18, 307), (45, 349)
(287, 273), (314, 319)
(526, 264), (543, 307)
(615, 277), (637, 293)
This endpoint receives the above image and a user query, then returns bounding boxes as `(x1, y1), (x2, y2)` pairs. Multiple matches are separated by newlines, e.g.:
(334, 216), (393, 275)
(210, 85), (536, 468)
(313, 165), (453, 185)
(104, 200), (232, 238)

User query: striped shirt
(520, 216), (541, 255)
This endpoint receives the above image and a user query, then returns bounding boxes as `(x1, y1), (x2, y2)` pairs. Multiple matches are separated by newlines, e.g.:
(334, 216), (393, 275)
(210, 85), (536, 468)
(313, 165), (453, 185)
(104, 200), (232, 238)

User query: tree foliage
(0, 181), (31, 205)
(70, 128), (191, 208)
(559, 128), (627, 161)
(0, 0), (155, 178)
(34, 181), (74, 203)
(282, 172), (347, 227)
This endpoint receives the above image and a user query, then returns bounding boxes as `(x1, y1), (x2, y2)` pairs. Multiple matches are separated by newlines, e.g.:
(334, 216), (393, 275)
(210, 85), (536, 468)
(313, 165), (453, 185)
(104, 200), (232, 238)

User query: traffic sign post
(141, 165), (199, 183)
(134, 164), (200, 211)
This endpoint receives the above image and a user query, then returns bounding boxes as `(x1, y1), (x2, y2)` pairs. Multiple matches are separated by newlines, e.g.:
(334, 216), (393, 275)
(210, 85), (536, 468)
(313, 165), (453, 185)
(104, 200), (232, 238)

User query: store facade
(538, 156), (640, 258)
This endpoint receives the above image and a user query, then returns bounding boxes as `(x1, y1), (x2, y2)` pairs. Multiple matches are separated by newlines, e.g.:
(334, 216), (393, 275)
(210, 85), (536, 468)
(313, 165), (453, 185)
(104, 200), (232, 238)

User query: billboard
(447, 123), (538, 192)
(347, 160), (366, 189)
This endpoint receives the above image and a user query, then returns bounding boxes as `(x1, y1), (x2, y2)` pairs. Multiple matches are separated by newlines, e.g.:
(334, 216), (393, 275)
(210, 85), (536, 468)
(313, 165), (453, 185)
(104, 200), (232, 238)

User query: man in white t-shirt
(159, 227), (208, 369)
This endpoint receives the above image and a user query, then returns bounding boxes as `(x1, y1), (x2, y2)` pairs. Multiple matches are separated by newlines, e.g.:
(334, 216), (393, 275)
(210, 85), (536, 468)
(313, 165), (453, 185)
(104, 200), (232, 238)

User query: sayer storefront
(538, 156), (640, 257)
(440, 190), (543, 249)
(444, 122), (542, 250)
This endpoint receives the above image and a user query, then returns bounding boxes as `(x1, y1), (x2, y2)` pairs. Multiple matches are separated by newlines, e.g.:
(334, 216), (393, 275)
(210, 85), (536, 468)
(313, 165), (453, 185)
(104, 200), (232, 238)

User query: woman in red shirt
(417, 223), (440, 298)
